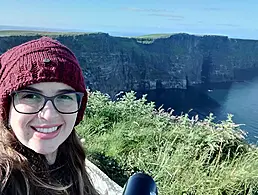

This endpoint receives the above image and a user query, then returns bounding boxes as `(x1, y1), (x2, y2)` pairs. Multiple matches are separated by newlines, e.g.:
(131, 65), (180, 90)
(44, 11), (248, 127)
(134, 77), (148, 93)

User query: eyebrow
(23, 87), (76, 93)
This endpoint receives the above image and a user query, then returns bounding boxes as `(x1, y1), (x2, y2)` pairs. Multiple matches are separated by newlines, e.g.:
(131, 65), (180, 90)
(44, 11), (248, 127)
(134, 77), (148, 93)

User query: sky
(1, 0), (258, 39)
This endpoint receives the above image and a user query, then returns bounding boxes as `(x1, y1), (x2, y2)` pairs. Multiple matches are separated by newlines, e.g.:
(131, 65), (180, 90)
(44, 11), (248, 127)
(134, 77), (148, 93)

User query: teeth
(35, 127), (58, 133)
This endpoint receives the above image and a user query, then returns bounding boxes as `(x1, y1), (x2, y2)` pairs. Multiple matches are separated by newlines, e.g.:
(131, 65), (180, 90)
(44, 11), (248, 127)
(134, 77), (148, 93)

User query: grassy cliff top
(0, 30), (100, 37)
(76, 91), (258, 195)
(0, 30), (231, 42)
(0, 30), (177, 39)
(133, 33), (173, 39)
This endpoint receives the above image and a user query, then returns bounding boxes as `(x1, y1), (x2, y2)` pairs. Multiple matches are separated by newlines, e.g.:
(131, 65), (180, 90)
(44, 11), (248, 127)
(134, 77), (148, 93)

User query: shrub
(76, 91), (258, 195)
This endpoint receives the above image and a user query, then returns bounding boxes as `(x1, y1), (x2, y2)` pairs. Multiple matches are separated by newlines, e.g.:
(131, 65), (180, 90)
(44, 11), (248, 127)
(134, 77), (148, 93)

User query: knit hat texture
(0, 36), (87, 125)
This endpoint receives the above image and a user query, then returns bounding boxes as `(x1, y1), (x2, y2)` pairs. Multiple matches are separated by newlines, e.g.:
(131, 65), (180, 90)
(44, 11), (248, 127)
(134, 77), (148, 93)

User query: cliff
(1, 32), (258, 96)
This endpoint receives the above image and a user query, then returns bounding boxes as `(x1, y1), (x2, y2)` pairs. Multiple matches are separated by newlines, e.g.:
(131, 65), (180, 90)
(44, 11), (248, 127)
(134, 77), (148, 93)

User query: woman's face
(9, 82), (78, 157)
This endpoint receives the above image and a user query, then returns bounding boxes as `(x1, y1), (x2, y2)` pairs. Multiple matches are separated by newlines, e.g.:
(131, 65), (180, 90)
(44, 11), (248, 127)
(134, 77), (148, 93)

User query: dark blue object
(122, 172), (158, 195)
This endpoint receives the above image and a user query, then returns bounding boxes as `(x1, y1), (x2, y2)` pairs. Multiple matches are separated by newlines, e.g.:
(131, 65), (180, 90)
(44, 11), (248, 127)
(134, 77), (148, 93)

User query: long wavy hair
(0, 121), (100, 195)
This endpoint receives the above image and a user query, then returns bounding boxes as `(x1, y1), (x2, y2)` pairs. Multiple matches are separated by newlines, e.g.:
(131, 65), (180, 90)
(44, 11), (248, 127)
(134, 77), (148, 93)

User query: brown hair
(0, 123), (100, 195)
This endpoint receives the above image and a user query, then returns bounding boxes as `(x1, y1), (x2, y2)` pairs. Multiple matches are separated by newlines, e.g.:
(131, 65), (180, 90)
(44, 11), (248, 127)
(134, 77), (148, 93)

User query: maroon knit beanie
(0, 36), (87, 126)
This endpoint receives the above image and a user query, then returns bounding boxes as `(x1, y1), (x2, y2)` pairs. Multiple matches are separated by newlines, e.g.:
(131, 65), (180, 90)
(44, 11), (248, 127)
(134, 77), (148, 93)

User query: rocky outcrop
(1, 33), (258, 96)
(86, 159), (123, 195)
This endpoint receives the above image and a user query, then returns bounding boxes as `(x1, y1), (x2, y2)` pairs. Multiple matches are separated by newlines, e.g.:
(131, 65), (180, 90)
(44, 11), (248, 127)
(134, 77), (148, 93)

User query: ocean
(137, 77), (258, 144)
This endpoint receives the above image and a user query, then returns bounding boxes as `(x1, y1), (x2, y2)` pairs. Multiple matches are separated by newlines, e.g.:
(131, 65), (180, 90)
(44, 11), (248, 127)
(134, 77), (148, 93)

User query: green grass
(0, 30), (99, 37)
(133, 33), (173, 44)
(76, 91), (258, 195)
(133, 33), (188, 44)
(134, 33), (174, 39)
(0, 31), (172, 39)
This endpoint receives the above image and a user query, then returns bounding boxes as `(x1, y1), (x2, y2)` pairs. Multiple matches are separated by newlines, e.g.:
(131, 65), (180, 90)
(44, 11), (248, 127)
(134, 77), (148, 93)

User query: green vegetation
(0, 30), (173, 39)
(0, 30), (177, 45)
(132, 33), (173, 44)
(76, 91), (258, 195)
(134, 33), (173, 39)
(0, 30), (98, 37)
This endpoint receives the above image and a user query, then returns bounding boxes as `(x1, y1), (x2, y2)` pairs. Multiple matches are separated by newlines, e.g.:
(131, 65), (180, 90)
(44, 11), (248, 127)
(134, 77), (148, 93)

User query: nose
(38, 100), (59, 120)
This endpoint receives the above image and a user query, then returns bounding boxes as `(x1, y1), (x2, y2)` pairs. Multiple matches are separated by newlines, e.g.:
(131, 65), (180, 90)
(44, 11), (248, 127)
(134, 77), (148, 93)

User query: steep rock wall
(1, 33), (258, 96)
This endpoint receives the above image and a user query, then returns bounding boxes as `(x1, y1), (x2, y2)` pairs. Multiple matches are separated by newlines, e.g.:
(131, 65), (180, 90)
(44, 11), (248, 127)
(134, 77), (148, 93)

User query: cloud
(122, 7), (170, 13)
(203, 7), (224, 11)
(215, 23), (240, 27)
(148, 13), (184, 20)
(122, 7), (184, 21)
(174, 23), (199, 27)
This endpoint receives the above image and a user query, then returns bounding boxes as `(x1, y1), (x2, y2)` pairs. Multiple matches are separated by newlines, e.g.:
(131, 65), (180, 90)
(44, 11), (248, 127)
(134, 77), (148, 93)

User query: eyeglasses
(11, 90), (84, 114)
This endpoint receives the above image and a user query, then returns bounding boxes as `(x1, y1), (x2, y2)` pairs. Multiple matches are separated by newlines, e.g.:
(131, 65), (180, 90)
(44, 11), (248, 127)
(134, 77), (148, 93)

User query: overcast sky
(1, 0), (258, 39)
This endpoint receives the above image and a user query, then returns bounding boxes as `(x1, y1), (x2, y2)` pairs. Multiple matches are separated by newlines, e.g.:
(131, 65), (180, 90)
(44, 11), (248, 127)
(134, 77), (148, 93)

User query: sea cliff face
(1, 33), (258, 96)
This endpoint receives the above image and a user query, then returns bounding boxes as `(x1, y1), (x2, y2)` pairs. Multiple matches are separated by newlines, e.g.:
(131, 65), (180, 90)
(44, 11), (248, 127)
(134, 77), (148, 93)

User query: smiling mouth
(31, 125), (62, 134)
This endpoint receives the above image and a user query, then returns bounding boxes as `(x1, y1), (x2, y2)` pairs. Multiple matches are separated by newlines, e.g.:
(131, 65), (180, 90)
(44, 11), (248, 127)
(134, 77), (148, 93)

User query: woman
(0, 37), (100, 194)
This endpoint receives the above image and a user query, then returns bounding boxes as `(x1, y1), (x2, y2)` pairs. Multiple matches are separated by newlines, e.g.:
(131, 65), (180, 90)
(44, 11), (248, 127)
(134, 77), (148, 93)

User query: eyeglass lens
(13, 91), (83, 114)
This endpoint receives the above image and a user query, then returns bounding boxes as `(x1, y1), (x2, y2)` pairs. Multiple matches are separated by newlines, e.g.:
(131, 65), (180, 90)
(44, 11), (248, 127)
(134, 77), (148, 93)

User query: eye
(15, 92), (43, 104)
(57, 94), (75, 101)
(21, 93), (41, 100)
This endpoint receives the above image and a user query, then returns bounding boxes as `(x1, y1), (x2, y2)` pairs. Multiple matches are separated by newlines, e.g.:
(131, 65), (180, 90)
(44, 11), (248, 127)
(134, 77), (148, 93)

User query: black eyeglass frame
(10, 90), (85, 114)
